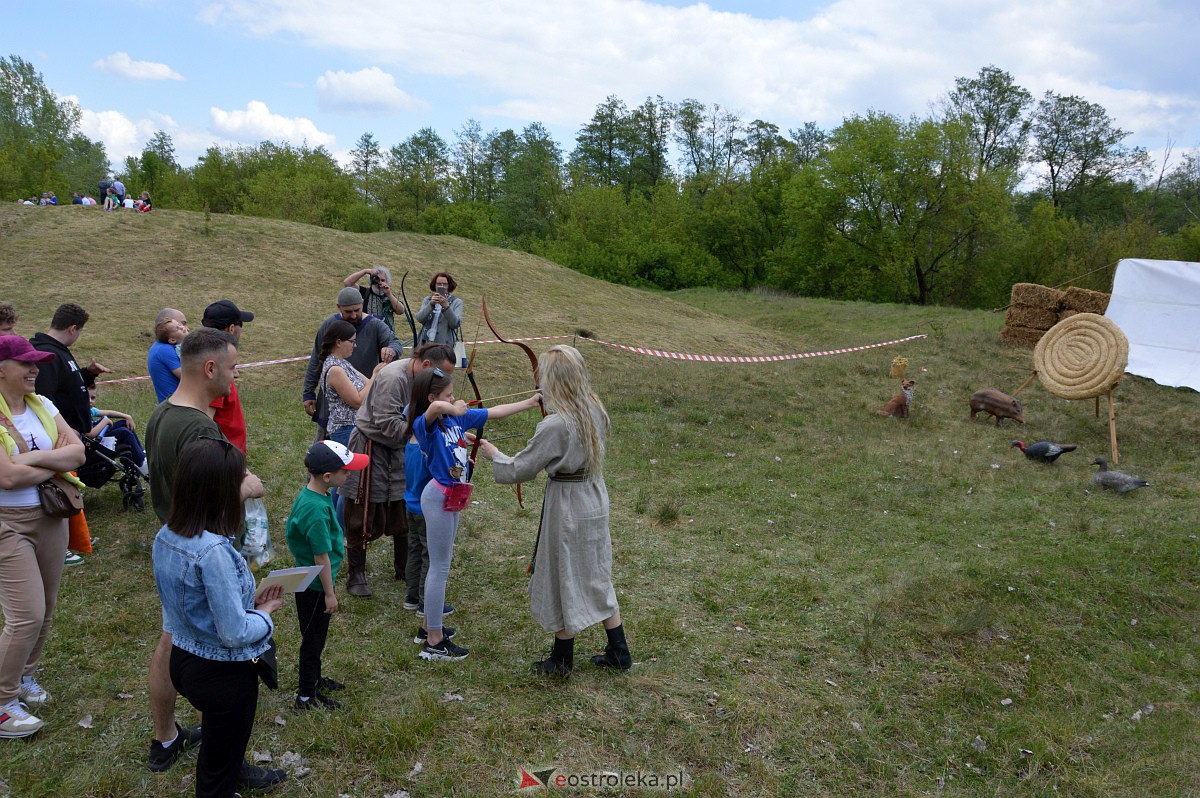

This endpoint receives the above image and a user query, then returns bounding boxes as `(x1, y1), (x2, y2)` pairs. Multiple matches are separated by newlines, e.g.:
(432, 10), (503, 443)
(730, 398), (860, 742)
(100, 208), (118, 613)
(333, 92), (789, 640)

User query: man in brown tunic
(338, 343), (455, 596)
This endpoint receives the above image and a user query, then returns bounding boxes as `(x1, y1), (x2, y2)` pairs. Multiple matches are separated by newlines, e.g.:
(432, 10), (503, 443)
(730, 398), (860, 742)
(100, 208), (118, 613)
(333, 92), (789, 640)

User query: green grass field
(0, 204), (1197, 796)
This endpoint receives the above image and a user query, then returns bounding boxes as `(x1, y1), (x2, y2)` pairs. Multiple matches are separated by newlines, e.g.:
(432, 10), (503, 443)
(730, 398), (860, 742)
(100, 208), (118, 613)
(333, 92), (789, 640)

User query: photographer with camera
(343, 266), (404, 335)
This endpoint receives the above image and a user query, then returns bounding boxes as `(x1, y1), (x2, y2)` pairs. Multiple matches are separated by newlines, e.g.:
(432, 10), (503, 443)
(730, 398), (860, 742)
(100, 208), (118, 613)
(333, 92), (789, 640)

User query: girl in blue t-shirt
(404, 366), (540, 661)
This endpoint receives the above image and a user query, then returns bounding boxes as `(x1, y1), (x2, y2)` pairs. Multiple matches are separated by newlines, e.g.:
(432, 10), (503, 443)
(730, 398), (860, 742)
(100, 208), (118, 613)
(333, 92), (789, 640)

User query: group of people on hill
(0, 270), (632, 797)
(14, 175), (152, 211)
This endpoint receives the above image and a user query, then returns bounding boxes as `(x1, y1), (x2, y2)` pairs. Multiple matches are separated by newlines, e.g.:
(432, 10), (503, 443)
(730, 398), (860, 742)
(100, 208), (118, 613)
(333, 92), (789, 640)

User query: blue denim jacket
(153, 525), (273, 662)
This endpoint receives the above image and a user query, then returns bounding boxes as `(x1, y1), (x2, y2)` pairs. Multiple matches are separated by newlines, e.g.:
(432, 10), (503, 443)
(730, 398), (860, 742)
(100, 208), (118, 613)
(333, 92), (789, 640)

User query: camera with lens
(369, 273), (381, 286)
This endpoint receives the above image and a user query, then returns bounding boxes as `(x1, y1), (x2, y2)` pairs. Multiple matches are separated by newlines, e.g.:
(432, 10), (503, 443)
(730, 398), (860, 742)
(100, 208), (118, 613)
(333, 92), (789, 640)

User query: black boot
(532, 636), (574, 676)
(590, 624), (632, 670)
(393, 533), (406, 581)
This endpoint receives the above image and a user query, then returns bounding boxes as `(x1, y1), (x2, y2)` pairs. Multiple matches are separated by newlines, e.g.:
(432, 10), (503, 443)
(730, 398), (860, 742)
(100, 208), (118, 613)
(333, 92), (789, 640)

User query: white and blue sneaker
(18, 674), (50, 704)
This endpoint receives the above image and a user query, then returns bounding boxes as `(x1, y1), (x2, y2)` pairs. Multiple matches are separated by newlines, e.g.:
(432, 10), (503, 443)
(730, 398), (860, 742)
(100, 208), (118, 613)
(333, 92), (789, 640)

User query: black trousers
(295, 589), (332, 696)
(170, 646), (259, 798)
(404, 510), (430, 601)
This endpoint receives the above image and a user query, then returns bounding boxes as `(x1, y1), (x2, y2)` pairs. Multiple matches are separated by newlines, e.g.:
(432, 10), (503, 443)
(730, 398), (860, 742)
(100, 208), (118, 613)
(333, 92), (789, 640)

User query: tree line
(5, 55), (1199, 308)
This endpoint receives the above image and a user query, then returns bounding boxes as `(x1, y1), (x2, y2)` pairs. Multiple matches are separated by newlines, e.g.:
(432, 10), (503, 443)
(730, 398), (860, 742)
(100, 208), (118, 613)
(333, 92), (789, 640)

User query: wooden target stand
(1011, 313), (1129, 465)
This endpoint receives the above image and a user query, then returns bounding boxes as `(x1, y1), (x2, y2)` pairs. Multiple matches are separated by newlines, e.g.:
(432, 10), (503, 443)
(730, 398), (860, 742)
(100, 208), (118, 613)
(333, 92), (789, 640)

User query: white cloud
(93, 52), (184, 81)
(210, 100), (337, 149)
(316, 67), (427, 113)
(194, 0), (1200, 152)
(73, 102), (203, 167)
(76, 105), (155, 163)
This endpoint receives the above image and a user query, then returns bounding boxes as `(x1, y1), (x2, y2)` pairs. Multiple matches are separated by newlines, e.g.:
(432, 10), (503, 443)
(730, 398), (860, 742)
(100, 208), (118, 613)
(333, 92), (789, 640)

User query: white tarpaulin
(1105, 258), (1200, 392)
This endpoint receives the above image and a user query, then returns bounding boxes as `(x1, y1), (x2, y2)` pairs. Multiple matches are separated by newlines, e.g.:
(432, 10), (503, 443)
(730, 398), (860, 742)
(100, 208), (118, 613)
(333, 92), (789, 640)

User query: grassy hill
(0, 203), (1197, 797)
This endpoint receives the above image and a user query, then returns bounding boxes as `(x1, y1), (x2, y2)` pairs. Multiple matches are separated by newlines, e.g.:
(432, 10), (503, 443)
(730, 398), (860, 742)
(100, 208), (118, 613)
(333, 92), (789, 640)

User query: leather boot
(590, 624), (632, 670)
(346, 548), (372, 597)
(532, 636), (573, 677)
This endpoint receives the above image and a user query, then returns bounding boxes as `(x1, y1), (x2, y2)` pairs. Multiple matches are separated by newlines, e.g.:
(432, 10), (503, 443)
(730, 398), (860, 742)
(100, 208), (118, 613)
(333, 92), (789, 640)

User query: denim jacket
(153, 525), (273, 662)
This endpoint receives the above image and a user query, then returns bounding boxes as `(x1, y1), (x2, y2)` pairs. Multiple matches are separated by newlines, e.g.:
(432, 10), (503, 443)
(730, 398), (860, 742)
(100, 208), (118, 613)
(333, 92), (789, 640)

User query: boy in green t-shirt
(286, 440), (368, 710)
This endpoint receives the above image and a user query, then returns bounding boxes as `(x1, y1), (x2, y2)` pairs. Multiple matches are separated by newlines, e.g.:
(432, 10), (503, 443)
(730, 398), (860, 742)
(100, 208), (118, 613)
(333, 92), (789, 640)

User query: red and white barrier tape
(575, 333), (927, 362)
(98, 333), (926, 385)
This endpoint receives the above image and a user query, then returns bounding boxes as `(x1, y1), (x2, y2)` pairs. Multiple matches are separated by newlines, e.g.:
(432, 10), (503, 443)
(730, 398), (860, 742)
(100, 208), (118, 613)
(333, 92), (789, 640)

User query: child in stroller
(78, 373), (149, 510)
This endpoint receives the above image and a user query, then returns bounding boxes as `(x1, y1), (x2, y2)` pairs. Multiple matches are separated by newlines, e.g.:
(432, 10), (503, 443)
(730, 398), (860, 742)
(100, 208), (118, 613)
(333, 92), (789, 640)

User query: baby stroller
(78, 435), (148, 511)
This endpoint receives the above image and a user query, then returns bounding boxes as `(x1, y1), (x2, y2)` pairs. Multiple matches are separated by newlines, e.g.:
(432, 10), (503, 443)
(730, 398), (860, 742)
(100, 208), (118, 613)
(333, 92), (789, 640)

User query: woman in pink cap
(0, 335), (85, 738)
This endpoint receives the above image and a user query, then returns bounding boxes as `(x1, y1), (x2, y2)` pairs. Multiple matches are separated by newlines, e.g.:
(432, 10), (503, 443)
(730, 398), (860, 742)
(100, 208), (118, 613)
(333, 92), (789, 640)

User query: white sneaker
(18, 675), (50, 704)
(0, 700), (43, 738)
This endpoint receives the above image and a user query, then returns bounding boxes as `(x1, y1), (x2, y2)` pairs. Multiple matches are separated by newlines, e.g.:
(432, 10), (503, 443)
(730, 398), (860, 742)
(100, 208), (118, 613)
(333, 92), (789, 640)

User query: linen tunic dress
(490, 411), (619, 636)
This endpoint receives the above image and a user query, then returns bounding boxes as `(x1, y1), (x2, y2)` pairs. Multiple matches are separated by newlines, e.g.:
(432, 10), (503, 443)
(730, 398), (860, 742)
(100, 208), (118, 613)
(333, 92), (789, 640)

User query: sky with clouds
(5, 0), (1199, 174)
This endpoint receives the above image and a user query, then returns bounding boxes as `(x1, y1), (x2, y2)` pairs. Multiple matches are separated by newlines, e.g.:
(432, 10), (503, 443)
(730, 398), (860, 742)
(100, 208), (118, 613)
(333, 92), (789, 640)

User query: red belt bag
(436, 481), (473, 512)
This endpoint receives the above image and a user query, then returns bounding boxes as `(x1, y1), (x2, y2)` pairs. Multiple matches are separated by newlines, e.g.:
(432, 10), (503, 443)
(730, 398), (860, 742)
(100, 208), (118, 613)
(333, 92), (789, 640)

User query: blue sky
(6, 0), (1199, 173)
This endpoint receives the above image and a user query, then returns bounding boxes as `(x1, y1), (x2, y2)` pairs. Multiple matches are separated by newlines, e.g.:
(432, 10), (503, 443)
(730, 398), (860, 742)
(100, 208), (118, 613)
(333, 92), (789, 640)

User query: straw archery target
(1034, 313), (1128, 400)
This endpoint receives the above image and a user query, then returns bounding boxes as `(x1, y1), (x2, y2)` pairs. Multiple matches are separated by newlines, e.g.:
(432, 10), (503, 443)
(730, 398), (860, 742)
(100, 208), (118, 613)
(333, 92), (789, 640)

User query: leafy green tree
(449, 119), (489, 203)
(381, 127), (450, 229)
(133, 130), (183, 201)
(673, 99), (745, 191)
(815, 111), (1011, 304)
(58, 135), (109, 200)
(1030, 91), (1150, 218)
(941, 65), (1032, 183)
(0, 55), (91, 199)
(625, 96), (674, 194)
(483, 128), (519, 204)
(496, 123), (563, 242)
(349, 132), (383, 205)
(744, 120), (789, 170)
(191, 145), (245, 214)
(240, 142), (356, 228)
(788, 122), (827, 165)
(570, 95), (630, 190)
(1153, 150), (1200, 234)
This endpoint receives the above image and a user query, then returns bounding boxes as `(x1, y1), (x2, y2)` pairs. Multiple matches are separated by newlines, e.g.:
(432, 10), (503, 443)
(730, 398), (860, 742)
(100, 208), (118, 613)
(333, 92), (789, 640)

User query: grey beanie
(337, 287), (363, 306)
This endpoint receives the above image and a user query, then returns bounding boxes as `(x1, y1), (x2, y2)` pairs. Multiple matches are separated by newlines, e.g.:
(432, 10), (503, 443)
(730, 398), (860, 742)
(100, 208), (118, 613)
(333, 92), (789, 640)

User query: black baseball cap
(202, 300), (254, 329)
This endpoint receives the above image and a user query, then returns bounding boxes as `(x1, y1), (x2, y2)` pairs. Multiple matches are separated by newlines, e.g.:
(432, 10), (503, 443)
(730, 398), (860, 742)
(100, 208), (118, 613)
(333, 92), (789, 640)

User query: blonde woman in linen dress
(478, 345), (631, 676)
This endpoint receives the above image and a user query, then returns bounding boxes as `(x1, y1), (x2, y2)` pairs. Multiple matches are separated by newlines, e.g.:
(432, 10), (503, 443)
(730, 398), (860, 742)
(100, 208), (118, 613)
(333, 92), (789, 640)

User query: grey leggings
(419, 480), (458, 632)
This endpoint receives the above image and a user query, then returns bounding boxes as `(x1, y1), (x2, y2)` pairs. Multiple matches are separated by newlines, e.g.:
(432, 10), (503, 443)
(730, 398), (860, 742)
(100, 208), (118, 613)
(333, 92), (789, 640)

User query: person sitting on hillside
(80, 194), (96, 206)
(122, 195), (136, 210)
(343, 267), (403, 333)
(103, 188), (118, 211)
(136, 192), (152, 212)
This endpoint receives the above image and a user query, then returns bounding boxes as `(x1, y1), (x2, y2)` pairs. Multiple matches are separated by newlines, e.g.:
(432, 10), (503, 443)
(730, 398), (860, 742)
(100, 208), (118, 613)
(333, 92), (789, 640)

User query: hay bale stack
(1062, 286), (1110, 315)
(999, 325), (1044, 348)
(1002, 282), (1067, 347)
(1058, 309), (1079, 322)
(1005, 304), (1059, 330)
(1011, 283), (1064, 309)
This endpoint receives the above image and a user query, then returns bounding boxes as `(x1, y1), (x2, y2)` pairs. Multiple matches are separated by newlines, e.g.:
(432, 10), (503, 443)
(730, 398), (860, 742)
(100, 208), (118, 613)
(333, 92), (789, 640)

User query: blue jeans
(328, 426), (352, 526)
(102, 420), (146, 466)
